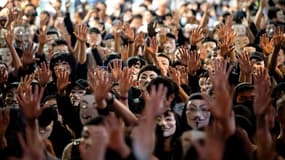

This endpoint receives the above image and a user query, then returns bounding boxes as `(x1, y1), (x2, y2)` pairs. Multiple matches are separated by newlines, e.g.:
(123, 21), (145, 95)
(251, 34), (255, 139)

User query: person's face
(157, 56), (170, 71)
(70, 86), (86, 107)
(186, 99), (210, 129)
(0, 48), (12, 70)
(199, 77), (207, 93)
(104, 39), (115, 51)
(163, 38), (176, 54)
(143, 11), (153, 24)
(96, 3), (106, 18)
(14, 26), (31, 42)
(39, 121), (54, 139)
(138, 70), (158, 90)
(54, 60), (71, 75)
(80, 95), (99, 125)
(53, 44), (69, 55)
(131, 18), (143, 30)
(202, 41), (217, 52)
(157, 112), (176, 137)
(251, 59), (265, 74)
(236, 90), (255, 104)
(5, 88), (18, 108)
(87, 32), (101, 46)
(47, 34), (58, 43)
(24, 6), (36, 24)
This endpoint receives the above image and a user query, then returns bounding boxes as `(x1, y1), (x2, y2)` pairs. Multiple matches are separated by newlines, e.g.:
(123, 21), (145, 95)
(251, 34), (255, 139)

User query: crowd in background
(1, 0), (285, 160)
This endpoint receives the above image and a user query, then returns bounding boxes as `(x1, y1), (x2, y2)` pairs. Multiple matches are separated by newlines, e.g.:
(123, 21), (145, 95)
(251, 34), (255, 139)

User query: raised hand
(253, 68), (272, 116)
(17, 85), (45, 121)
(147, 21), (157, 37)
(74, 24), (88, 42)
(169, 67), (181, 86)
(176, 47), (188, 65)
(271, 27), (285, 48)
(237, 51), (252, 75)
(187, 50), (201, 75)
(21, 43), (39, 65)
(79, 126), (109, 160)
(145, 37), (158, 57)
(260, 33), (273, 55)
(37, 62), (50, 87)
(18, 74), (34, 95)
(218, 36), (234, 57)
(206, 58), (233, 121)
(134, 32), (144, 48)
(18, 124), (45, 160)
(88, 69), (112, 107)
(123, 23), (135, 41)
(104, 113), (130, 157)
(190, 27), (204, 45)
(56, 69), (70, 94)
(37, 28), (51, 45)
(119, 68), (133, 95)
(109, 59), (123, 82)
(143, 84), (168, 117)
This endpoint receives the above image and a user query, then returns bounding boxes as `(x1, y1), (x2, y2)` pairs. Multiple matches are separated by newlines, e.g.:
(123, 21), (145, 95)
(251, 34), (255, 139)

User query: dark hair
(38, 107), (58, 127)
(89, 27), (101, 34)
(127, 56), (146, 68)
(154, 110), (182, 159)
(138, 64), (161, 80)
(232, 82), (254, 105)
(157, 53), (172, 66)
(52, 39), (68, 47)
(146, 76), (179, 108)
(49, 52), (77, 82)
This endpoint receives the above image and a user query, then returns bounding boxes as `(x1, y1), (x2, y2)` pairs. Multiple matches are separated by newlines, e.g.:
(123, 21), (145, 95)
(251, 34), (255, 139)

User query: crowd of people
(0, 0), (285, 159)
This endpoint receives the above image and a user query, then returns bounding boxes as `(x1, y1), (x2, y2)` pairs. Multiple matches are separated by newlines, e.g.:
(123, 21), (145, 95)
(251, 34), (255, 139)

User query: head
(88, 28), (102, 46)
(233, 83), (255, 107)
(0, 49), (12, 71)
(146, 76), (178, 109)
(14, 25), (31, 42)
(138, 65), (161, 90)
(79, 93), (99, 125)
(249, 52), (265, 73)
(157, 53), (171, 71)
(23, 4), (37, 24)
(130, 14), (143, 30)
(156, 110), (180, 138)
(70, 80), (87, 107)
(183, 93), (211, 130)
(51, 39), (69, 55)
(50, 52), (76, 77)
(163, 33), (176, 55)
(4, 83), (19, 108)
(38, 107), (57, 139)
(127, 56), (146, 79)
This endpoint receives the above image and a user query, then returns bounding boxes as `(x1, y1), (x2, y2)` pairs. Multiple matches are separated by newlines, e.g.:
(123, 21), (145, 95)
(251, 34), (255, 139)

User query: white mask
(157, 112), (176, 137)
(79, 95), (99, 125)
(185, 99), (210, 129)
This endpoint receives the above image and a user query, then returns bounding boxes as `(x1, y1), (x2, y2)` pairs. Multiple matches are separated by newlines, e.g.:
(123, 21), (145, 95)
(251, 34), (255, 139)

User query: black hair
(154, 110), (182, 159)
(127, 56), (146, 68)
(138, 64), (161, 80)
(52, 39), (68, 47)
(268, 7), (280, 19)
(89, 27), (101, 34)
(146, 76), (179, 108)
(166, 33), (176, 40)
(41, 94), (56, 105)
(157, 53), (172, 66)
(49, 52), (77, 82)
(104, 54), (121, 66)
(38, 107), (58, 127)
(233, 10), (247, 24)
(232, 82), (254, 105)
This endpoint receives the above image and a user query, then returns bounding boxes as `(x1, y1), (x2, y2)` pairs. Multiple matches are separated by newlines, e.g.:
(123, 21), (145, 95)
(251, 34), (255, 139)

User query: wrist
(57, 89), (66, 96)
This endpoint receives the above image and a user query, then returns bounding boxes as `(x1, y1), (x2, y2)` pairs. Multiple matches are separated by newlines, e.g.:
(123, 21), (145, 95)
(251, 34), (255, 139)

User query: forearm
(178, 86), (189, 102)
(268, 46), (280, 72)
(254, 7), (264, 30)
(199, 12), (209, 28)
(7, 43), (23, 70)
(37, 43), (44, 55)
(256, 115), (275, 160)
(73, 40), (80, 61)
(114, 33), (121, 53)
(79, 41), (87, 64)
(128, 42), (134, 57)
(112, 98), (138, 126)
(239, 72), (252, 83)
